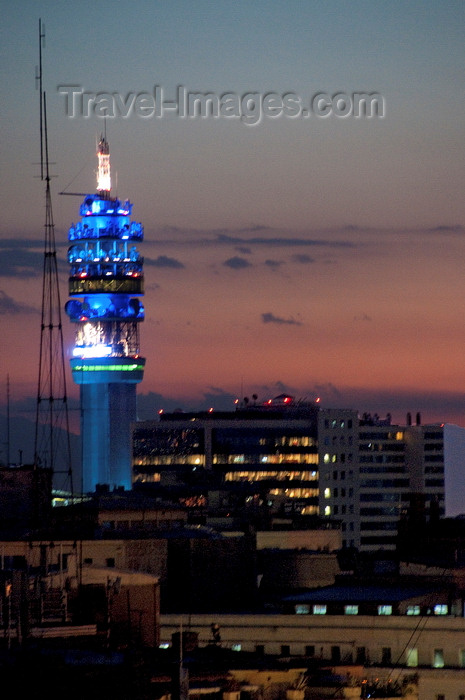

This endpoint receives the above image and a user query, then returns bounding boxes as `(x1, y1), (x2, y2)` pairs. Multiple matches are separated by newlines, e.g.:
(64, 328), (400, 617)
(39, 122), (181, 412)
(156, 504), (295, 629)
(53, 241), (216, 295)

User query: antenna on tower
(34, 18), (74, 498)
(97, 130), (111, 195)
(35, 19), (46, 181)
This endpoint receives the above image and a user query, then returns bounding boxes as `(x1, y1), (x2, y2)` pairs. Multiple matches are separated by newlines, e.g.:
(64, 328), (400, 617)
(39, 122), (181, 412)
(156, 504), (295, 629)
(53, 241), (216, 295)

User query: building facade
(357, 417), (447, 551)
(160, 612), (465, 699)
(133, 396), (323, 520)
(132, 397), (462, 552)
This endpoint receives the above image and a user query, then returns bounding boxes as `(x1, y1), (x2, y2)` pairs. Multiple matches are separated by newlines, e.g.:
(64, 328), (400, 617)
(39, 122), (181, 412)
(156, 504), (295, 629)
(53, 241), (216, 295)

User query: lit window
(433, 649), (444, 668)
(434, 604), (448, 615)
(344, 605), (359, 615)
(324, 506), (331, 516)
(159, 643), (170, 649)
(324, 488), (331, 498)
(324, 453), (330, 463)
(378, 605), (392, 616)
(406, 605), (420, 616)
(295, 604), (310, 614)
(313, 605), (327, 615)
(231, 644), (241, 651)
(301, 505), (318, 515)
(406, 648), (418, 667)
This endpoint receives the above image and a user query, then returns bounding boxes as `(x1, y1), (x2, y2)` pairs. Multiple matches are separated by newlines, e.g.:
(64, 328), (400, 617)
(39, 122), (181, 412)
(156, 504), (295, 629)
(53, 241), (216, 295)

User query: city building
(356, 415), (447, 552)
(132, 397), (463, 551)
(132, 395), (325, 526)
(160, 610), (465, 698)
(0, 464), (52, 536)
(65, 137), (145, 493)
(316, 408), (360, 548)
(0, 538), (160, 647)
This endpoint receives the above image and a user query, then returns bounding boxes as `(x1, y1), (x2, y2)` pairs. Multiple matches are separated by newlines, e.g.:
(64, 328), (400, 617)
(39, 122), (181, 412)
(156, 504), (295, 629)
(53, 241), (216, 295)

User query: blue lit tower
(65, 137), (145, 492)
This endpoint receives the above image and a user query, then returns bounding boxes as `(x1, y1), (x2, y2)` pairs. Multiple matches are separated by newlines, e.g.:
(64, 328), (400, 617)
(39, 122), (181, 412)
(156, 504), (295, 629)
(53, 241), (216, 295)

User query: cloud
(0, 238), (47, 249)
(0, 249), (45, 277)
(428, 225), (465, 233)
(291, 254), (315, 264)
(122, 384), (465, 429)
(0, 290), (38, 315)
(353, 313), (372, 322)
(217, 233), (354, 249)
(149, 225), (360, 252)
(264, 259), (283, 268)
(146, 255), (185, 268)
(261, 312), (303, 326)
(311, 382), (343, 400)
(223, 256), (252, 269)
(0, 239), (70, 277)
(201, 386), (239, 407)
(239, 225), (270, 233)
(136, 388), (238, 418)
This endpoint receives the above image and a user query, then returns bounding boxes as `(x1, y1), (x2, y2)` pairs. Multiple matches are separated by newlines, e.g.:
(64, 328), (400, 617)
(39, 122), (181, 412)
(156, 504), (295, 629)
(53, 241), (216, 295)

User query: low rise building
(160, 611), (465, 699)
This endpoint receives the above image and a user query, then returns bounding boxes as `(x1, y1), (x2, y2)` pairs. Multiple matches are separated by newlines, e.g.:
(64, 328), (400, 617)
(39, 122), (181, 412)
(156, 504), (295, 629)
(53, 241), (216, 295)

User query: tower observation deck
(66, 137), (145, 492)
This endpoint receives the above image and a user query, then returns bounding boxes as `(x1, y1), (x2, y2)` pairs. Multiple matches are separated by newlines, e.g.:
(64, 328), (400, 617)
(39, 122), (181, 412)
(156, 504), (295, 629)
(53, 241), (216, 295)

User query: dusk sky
(1, 1), (465, 465)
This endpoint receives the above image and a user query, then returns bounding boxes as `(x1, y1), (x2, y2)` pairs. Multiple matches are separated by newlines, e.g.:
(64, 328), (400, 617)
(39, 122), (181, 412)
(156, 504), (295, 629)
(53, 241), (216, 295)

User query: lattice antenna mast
(34, 19), (74, 495)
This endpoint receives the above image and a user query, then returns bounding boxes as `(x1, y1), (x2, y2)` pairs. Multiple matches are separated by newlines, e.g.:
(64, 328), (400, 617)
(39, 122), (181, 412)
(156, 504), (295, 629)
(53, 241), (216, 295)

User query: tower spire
(97, 133), (111, 195)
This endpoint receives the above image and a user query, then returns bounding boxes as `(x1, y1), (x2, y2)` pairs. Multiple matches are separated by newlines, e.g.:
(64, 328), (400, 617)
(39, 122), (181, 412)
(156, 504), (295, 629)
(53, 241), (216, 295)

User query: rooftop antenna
(34, 18), (74, 497)
(6, 374), (10, 467)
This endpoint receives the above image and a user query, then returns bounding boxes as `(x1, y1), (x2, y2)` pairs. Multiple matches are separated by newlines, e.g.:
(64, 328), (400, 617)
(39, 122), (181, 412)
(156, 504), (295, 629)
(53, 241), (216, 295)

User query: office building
(133, 397), (462, 551)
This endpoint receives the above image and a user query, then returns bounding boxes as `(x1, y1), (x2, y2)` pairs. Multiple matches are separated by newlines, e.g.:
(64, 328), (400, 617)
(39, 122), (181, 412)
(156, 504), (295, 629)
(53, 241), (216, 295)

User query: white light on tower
(97, 136), (111, 192)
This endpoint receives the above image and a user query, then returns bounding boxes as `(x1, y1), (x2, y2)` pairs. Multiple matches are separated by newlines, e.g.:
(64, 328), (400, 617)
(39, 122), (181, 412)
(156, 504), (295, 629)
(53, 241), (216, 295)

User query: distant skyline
(1, 1), (464, 466)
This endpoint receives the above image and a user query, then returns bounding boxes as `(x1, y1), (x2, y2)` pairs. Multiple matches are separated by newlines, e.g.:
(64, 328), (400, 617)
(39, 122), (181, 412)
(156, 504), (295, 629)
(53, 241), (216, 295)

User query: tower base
(80, 382), (137, 493)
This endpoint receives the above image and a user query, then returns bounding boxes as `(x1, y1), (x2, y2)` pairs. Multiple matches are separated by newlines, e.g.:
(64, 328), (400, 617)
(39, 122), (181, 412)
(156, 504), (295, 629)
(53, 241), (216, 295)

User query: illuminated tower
(66, 138), (145, 492)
